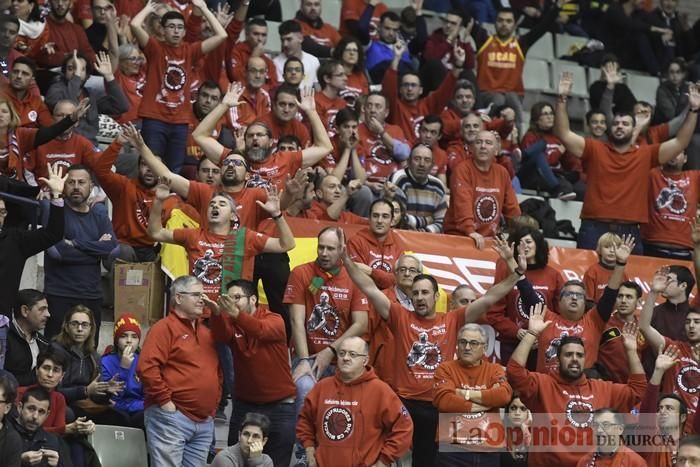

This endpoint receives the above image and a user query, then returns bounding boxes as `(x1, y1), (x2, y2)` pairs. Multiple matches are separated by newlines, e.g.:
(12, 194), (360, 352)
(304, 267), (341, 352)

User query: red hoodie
(347, 228), (406, 290)
(297, 367), (413, 467)
(507, 359), (647, 467)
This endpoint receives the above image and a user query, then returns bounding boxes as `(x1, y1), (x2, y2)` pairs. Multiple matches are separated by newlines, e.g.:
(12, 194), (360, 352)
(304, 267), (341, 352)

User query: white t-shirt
(273, 51), (320, 89)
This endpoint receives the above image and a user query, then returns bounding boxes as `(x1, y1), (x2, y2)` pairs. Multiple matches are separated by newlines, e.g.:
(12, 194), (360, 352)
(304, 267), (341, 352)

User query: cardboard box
(114, 261), (166, 325)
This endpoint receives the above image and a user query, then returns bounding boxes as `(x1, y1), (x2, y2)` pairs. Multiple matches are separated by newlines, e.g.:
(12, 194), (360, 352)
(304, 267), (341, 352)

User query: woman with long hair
(486, 227), (565, 365)
(0, 97), (88, 180)
(51, 305), (123, 421)
(519, 101), (586, 200)
(501, 395), (531, 467)
(332, 37), (369, 108)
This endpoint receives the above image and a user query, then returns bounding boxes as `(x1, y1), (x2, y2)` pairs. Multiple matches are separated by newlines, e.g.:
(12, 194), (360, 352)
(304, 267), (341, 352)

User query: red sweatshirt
(210, 306), (295, 403)
(87, 140), (179, 247)
(347, 228), (406, 290)
(433, 359), (512, 413)
(575, 446), (647, 467)
(137, 312), (222, 422)
(383, 67), (456, 144)
(583, 262), (626, 304)
(598, 313), (646, 384)
(444, 158), (520, 236)
(507, 359), (647, 467)
(35, 16), (96, 67)
(297, 368), (413, 467)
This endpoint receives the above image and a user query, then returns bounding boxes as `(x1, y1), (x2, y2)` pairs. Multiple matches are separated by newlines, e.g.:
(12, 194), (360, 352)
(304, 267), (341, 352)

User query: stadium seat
(89, 425), (148, 467)
(517, 193), (545, 203)
(323, 0), (342, 30)
(526, 32), (554, 61)
(555, 34), (588, 59)
(523, 59), (552, 93)
(625, 74), (660, 106)
(552, 60), (588, 98)
(280, 0), (296, 21)
(547, 198), (582, 233)
(546, 238), (578, 248)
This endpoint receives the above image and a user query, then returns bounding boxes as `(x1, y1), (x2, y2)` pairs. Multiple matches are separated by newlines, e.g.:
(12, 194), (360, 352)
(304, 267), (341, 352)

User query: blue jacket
(100, 352), (144, 413)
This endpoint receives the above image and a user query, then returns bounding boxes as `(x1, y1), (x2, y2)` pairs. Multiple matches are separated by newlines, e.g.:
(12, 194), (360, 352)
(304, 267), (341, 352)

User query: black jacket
(0, 202), (64, 317)
(5, 321), (49, 386)
(9, 416), (65, 467)
(50, 342), (106, 405)
(0, 422), (22, 467)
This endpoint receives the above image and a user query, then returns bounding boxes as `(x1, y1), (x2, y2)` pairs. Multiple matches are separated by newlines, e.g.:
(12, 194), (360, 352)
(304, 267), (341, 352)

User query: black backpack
(519, 198), (577, 240)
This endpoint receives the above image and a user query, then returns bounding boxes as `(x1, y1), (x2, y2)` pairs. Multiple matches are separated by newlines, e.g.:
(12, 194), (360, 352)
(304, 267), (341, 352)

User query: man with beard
(343, 237), (521, 467)
(195, 83), (333, 191)
(86, 124), (180, 262)
(295, 0), (341, 56)
(388, 145), (448, 233)
(28, 100), (100, 184)
(507, 304), (647, 467)
(640, 268), (700, 434)
(33, 0), (96, 70)
(554, 72), (700, 253)
(3, 57), (53, 128)
(42, 164), (116, 342)
(444, 130), (519, 247)
(597, 281), (645, 383)
(10, 387), (63, 467)
(148, 179), (295, 303)
(642, 151), (700, 260)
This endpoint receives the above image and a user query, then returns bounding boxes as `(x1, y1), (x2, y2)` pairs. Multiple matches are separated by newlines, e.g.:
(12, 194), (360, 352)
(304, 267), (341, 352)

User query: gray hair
(118, 43), (140, 60)
(211, 191), (238, 214)
(170, 276), (201, 306)
(458, 323), (488, 345)
(395, 254), (423, 270)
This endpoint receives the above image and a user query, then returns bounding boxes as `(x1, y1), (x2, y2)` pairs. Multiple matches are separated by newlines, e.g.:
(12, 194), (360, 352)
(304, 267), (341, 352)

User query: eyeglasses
(458, 339), (484, 348)
(590, 422), (622, 430)
(179, 291), (205, 299)
(397, 267), (420, 274)
(561, 291), (585, 300)
(337, 350), (367, 359)
(69, 321), (92, 329)
(222, 159), (247, 168)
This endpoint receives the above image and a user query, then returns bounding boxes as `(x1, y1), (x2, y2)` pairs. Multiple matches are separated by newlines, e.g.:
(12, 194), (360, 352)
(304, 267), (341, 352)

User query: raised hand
(256, 184), (281, 216)
(651, 266), (670, 293)
(222, 82), (244, 108)
(492, 235), (515, 266)
(296, 87), (316, 114)
(558, 71), (574, 97)
(285, 168), (311, 199)
(201, 295), (220, 315)
(121, 122), (145, 147)
(93, 51), (114, 79)
(691, 215), (700, 245)
(214, 2), (233, 28)
(70, 49), (87, 80)
(602, 62), (622, 86)
(38, 163), (69, 196)
(655, 343), (680, 372)
(154, 178), (172, 201)
(71, 98), (91, 122)
(191, 0), (208, 10)
(217, 294), (240, 319)
(615, 234), (635, 264)
(393, 40), (406, 60)
(688, 82), (700, 111)
(621, 321), (640, 352)
(234, 126), (246, 151)
(527, 302), (551, 336)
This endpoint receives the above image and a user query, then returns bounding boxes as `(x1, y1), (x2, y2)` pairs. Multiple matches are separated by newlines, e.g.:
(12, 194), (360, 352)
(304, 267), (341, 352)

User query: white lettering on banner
(416, 254), (496, 294)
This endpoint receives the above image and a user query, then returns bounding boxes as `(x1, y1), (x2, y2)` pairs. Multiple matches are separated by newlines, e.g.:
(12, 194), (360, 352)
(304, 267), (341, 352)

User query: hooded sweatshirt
(347, 227), (406, 290)
(297, 367), (413, 467)
(506, 359), (647, 467)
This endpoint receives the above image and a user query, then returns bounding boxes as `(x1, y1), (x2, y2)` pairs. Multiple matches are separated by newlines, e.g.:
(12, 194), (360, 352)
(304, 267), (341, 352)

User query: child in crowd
(583, 232), (627, 304)
(100, 313), (145, 429)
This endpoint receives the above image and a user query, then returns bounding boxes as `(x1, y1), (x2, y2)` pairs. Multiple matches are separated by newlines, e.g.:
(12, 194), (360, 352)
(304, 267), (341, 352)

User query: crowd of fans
(0, 0), (699, 466)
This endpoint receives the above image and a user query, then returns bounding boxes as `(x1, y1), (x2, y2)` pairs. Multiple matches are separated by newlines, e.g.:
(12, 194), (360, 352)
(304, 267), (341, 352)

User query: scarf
(308, 263), (341, 295)
(220, 227), (247, 296)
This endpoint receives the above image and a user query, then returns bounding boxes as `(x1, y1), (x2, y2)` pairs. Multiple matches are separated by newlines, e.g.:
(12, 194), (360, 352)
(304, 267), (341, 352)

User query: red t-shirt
(138, 37), (203, 124)
(114, 71), (146, 124)
(597, 313), (646, 384)
(357, 122), (408, 183)
(537, 308), (606, 374)
(661, 337), (699, 434)
(296, 19), (341, 48)
(340, 71), (369, 108)
(315, 91), (347, 136)
(222, 147), (304, 191)
(641, 168), (700, 249)
(430, 144), (448, 177)
(172, 227), (268, 300)
(230, 87), (272, 129)
(28, 133), (97, 181)
(302, 200), (368, 225)
(258, 113), (311, 149)
(388, 303), (466, 401)
(581, 138), (660, 223)
(283, 261), (369, 355)
(187, 181), (267, 231)
(340, 0), (388, 39)
(583, 262), (626, 304)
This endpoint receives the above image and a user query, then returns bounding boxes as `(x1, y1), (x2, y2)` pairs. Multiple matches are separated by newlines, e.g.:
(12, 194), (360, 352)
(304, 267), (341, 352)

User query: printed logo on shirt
(564, 395), (594, 428)
(322, 406), (354, 441)
(307, 291), (341, 337)
(156, 56), (187, 108)
(516, 290), (546, 321)
(192, 248), (222, 285)
(406, 331), (442, 371)
(28, 110), (37, 122)
(676, 360), (700, 394)
(475, 194), (499, 225)
(656, 177), (689, 215)
(370, 258), (393, 273)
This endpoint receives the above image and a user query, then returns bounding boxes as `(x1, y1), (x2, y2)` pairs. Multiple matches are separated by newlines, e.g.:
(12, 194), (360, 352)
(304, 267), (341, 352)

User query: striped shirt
(390, 169), (447, 233)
